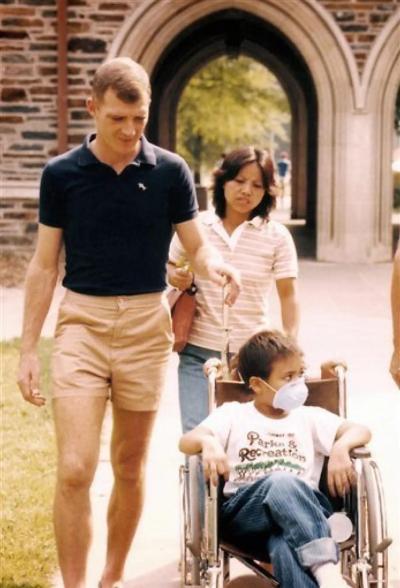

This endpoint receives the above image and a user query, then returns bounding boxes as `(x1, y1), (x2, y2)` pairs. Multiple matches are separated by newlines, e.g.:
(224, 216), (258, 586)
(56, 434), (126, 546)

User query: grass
(1, 339), (57, 588)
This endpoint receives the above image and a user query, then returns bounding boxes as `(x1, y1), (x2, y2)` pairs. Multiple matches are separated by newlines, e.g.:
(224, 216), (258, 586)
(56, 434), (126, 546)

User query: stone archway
(145, 15), (317, 236)
(362, 12), (400, 258)
(109, 0), (395, 261)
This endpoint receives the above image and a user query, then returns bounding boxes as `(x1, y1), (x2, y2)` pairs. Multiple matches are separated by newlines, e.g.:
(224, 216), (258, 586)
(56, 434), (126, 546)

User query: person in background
(17, 57), (240, 588)
(168, 146), (299, 435)
(276, 150), (291, 206)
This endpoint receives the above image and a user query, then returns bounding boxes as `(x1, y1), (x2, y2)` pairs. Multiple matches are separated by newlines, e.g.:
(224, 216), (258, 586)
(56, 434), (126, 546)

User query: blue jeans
(220, 472), (338, 588)
(178, 343), (221, 433)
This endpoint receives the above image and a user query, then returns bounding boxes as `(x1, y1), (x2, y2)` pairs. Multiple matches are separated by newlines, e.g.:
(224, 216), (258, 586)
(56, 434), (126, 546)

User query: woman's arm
(276, 277), (300, 338)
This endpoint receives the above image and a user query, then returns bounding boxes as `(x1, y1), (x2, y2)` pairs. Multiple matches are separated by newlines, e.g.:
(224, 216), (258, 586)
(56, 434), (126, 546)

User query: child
(179, 330), (371, 588)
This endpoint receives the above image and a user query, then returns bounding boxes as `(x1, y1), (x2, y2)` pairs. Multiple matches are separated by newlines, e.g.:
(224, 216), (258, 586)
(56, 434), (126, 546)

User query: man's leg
(100, 407), (157, 587)
(53, 396), (107, 588)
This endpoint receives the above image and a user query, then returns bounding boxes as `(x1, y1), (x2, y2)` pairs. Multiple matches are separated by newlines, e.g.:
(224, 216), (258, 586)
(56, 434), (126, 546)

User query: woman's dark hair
(238, 330), (302, 388)
(212, 146), (276, 219)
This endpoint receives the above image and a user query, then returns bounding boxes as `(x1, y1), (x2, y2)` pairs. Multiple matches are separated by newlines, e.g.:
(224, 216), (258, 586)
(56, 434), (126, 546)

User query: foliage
(1, 339), (57, 587)
(177, 56), (290, 179)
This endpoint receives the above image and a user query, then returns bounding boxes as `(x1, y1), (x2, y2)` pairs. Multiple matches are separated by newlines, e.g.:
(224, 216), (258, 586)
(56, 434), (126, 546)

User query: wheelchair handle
(374, 537), (392, 554)
(203, 358), (223, 378)
(221, 284), (231, 378)
(334, 363), (347, 418)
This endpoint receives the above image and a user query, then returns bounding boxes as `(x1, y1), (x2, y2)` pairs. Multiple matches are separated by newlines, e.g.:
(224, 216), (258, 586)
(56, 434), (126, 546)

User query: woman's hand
(167, 262), (193, 291)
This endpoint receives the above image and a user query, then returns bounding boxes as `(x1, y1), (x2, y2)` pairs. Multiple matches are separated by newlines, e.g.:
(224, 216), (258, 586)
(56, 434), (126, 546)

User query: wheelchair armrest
(350, 445), (371, 459)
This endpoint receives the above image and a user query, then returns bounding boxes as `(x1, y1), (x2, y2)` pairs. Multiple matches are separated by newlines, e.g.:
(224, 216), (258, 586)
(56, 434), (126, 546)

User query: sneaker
(312, 562), (349, 588)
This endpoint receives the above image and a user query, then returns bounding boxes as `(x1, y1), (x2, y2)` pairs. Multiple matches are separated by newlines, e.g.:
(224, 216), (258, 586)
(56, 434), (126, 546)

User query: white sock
(311, 562), (348, 587)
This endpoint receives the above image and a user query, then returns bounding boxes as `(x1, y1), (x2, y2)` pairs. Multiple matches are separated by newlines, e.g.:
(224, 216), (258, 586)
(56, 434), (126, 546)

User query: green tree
(177, 56), (290, 182)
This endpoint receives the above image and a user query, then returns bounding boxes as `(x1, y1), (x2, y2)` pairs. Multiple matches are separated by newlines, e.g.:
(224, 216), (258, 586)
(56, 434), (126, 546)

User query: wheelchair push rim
(354, 457), (391, 588)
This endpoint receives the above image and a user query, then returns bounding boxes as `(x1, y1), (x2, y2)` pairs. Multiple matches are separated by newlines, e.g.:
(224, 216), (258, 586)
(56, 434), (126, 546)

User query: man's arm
(175, 218), (240, 305)
(179, 425), (230, 485)
(276, 277), (300, 338)
(327, 420), (371, 497)
(390, 244), (400, 387)
(17, 224), (63, 406)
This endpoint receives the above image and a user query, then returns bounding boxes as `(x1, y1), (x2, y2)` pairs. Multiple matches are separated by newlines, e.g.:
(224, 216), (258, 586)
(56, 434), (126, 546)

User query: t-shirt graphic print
(200, 401), (343, 496)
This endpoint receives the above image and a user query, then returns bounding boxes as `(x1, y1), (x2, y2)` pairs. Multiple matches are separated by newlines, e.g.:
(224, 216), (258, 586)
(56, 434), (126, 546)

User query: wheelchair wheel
(180, 459), (202, 587)
(354, 458), (391, 588)
(362, 459), (390, 587)
(201, 566), (223, 588)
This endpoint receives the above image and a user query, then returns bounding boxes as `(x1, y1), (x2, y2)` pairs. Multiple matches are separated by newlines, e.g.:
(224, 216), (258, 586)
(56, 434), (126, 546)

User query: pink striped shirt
(169, 211), (298, 353)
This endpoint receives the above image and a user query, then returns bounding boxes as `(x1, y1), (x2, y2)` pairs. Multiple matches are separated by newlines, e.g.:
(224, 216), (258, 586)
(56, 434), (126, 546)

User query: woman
(168, 146), (299, 433)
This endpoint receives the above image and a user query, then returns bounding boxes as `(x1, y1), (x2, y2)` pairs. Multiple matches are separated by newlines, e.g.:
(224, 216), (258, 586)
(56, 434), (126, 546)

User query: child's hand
(327, 445), (356, 497)
(201, 436), (230, 486)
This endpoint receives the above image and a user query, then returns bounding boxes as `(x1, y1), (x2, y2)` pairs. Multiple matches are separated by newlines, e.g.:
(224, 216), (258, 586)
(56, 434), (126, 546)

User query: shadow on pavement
(124, 561), (180, 587)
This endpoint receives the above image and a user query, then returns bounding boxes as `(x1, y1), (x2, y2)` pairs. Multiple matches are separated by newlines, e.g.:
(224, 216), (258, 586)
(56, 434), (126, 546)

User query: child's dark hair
(212, 146), (276, 220)
(238, 330), (303, 388)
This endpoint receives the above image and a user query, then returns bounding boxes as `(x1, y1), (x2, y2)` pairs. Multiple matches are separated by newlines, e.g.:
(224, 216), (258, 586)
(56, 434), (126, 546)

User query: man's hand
(207, 260), (241, 306)
(390, 351), (400, 387)
(201, 436), (230, 486)
(17, 351), (46, 407)
(327, 444), (356, 497)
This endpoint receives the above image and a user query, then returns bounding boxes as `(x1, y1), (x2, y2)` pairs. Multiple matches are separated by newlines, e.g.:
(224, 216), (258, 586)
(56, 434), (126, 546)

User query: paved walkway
(2, 260), (400, 587)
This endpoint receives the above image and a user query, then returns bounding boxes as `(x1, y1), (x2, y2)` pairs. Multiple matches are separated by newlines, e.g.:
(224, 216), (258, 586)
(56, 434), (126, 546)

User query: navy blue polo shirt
(39, 135), (198, 295)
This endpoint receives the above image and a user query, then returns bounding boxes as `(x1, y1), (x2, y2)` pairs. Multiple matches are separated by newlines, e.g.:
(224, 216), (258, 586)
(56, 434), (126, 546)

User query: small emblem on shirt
(138, 182), (147, 191)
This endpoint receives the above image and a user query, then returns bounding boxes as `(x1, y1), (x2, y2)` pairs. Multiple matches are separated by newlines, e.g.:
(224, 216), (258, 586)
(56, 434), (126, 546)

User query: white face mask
(265, 377), (308, 411)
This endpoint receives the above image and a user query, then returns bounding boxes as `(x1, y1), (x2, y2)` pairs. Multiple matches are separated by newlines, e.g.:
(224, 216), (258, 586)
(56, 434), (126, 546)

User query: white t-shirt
(169, 210), (298, 352)
(200, 402), (344, 496)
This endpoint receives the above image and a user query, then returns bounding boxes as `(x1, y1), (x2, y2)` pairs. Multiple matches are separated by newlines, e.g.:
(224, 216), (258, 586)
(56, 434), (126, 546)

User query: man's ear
(86, 96), (96, 117)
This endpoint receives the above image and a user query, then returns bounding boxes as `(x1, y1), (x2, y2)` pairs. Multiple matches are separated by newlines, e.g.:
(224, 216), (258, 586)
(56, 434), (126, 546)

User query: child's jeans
(220, 472), (339, 588)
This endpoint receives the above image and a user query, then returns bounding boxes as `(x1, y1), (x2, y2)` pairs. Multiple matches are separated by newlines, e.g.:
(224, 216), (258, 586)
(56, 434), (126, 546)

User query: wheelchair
(179, 361), (392, 588)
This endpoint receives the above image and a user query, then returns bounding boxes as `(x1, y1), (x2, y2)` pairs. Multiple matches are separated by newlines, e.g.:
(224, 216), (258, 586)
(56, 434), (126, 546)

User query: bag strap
(185, 281), (197, 296)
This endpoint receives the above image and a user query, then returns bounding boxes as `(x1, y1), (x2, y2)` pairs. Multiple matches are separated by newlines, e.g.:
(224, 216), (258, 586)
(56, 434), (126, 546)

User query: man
(390, 240), (400, 387)
(17, 57), (240, 588)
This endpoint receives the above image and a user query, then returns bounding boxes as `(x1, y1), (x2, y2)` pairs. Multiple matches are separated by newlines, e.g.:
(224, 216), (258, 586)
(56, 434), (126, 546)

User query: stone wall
(0, 192), (38, 249)
(1, 0), (141, 185)
(0, 0), (399, 251)
(319, 0), (399, 72)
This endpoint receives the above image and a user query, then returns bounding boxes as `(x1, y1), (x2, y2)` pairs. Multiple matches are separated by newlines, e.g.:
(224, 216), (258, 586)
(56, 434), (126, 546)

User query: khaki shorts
(52, 290), (173, 411)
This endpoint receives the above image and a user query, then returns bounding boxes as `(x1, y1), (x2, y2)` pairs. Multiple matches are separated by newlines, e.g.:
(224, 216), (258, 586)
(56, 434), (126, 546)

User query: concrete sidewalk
(2, 260), (400, 587)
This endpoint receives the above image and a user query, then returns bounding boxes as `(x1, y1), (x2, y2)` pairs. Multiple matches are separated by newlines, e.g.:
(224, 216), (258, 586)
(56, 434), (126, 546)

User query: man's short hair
(92, 57), (151, 103)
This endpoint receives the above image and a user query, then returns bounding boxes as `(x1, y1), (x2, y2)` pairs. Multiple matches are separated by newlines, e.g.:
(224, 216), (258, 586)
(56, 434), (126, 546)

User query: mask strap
(261, 379), (277, 393)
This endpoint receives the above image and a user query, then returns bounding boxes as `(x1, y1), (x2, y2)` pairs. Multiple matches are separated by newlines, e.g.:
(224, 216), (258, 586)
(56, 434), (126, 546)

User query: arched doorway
(147, 9), (317, 247)
(109, 0), (399, 261)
